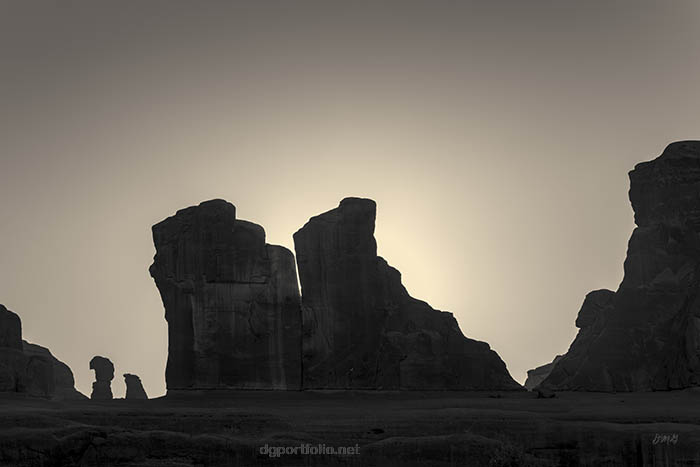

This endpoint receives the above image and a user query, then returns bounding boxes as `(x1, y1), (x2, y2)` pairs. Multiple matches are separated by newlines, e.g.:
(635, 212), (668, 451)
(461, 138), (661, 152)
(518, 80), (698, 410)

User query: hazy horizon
(2, 1), (700, 398)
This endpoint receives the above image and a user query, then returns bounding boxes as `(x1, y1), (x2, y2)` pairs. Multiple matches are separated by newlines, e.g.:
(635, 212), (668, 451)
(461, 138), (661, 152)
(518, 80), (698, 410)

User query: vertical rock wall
(541, 141), (700, 391)
(150, 200), (302, 390)
(294, 198), (521, 390)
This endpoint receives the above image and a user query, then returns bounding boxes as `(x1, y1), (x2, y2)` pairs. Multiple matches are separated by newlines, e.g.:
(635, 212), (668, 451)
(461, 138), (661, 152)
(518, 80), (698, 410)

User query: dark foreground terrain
(1, 390), (699, 467)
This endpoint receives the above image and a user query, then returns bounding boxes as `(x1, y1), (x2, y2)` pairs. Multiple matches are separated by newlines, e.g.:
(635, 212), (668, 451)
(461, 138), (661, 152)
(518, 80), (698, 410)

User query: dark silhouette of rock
(23, 348), (53, 398)
(124, 373), (148, 400)
(0, 348), (25, 393)
(541, 141), (700, 391)
(89, 356), (114, 400)
(0, 304), (26, 393)
(294, 197), (521, 390)
(0, 305), (22, 350)
(150, 199), (302, 391)
(536, 290), (615, 391)
(524, 355), (563, 391)
(22, 341), (86, 400)
(0, 304), (85, 399)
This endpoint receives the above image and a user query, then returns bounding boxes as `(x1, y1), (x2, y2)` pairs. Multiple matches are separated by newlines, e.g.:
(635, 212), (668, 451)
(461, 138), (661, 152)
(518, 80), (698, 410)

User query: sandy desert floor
(1, 389), (699, 466)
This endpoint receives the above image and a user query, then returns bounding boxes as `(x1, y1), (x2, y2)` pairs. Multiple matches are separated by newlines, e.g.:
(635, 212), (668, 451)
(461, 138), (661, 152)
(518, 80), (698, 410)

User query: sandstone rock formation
(0, 305), (22, 350)
(124, 373), (148, 400)
(89, 356), (114, 400)
(541, 141), (700, 391)
(150, 199), (302, 390)
(0, 305), (24, 392)
(23, 341), (86, 400)
(0, 304), (85, 399)
(524, 355), (563, 391)
(294, 197), (520, 390)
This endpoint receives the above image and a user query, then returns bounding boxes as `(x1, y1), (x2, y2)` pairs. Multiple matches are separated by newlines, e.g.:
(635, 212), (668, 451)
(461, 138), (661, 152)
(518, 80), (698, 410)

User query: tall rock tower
(150, 200), (302, 390)
(294, 197), (520, 390)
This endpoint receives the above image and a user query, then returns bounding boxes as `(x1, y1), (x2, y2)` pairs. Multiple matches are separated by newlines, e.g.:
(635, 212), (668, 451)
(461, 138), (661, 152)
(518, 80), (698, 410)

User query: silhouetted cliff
(151, 198), (520, 391)
(150, 200), (302, 390)
(294, 198), (520, 390)
(0, 304), (85, 399)
(541, 141), (700, 391)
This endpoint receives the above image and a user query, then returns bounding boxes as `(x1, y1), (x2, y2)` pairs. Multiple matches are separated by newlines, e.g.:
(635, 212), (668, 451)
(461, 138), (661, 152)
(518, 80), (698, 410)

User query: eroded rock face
(0, 304), (85, 399)
(524, 355), (563, 391)
(0, 348), (26, 393)
(150, 199), (302, 390)
(23, 342), (86, 400)
(294, 198), (521, 390)
(90, 356), (114, 400)
(124, 373), (148, 400)
(541, 141), (700, 391)
(0, 305), (22, 350)
(0, 305), (25, 393)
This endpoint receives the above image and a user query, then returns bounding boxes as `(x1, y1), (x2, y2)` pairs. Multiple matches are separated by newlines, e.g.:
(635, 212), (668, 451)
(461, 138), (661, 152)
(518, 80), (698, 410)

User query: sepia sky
(1, 1), (699, 398)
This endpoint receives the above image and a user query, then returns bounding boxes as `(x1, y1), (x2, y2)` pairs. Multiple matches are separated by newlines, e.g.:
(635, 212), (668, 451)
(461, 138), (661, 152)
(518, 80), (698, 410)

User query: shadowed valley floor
(1, 390), (699, 466)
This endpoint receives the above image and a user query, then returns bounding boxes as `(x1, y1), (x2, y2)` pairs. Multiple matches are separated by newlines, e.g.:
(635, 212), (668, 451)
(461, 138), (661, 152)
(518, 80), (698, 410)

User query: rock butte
(150, 198), (521, 391)
(150, 200), (302, 390)
(538, 141), (700, 391)
(294, 198), (520, 390)
(0, 304), (85, 399)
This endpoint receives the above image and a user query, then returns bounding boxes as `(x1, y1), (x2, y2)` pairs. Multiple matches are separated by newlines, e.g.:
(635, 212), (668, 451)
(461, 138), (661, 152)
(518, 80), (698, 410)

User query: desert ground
(1, 389), (699, 467)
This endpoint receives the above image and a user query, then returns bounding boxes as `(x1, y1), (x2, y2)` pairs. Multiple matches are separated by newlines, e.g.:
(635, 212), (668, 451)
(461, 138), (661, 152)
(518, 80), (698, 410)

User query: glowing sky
(1, 1), (699, 397)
